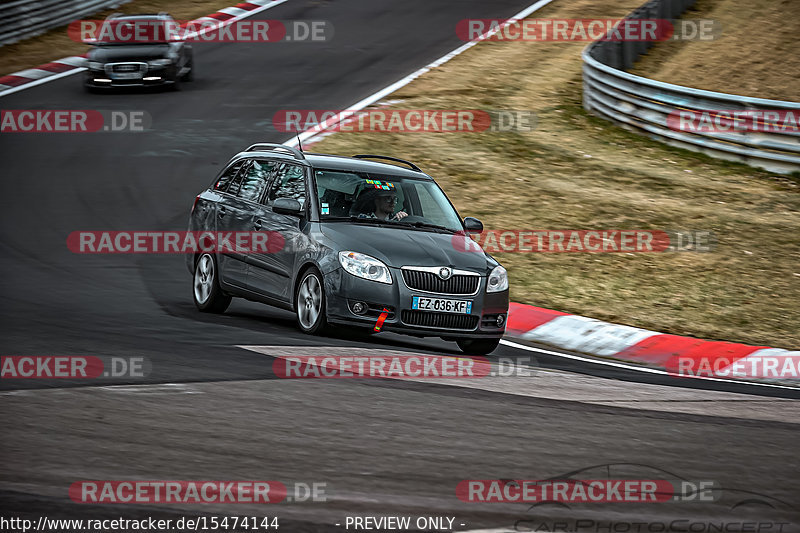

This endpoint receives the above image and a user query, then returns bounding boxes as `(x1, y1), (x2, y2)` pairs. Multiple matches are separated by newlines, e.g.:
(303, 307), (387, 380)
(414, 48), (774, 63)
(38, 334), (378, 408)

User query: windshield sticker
(366, 179), (395, 190)
(321, 203), (329, 215)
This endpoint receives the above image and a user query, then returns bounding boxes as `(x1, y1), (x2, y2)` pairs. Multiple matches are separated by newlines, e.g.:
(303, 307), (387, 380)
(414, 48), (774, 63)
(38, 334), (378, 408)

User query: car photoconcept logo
(438, 267), (452, 280)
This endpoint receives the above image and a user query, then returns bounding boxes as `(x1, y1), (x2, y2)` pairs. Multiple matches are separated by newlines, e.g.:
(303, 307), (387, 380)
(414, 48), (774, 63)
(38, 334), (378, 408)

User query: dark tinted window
(238, 160), (276, 202)
(266, 164), (306, 206)
(214, 160), (245, 192)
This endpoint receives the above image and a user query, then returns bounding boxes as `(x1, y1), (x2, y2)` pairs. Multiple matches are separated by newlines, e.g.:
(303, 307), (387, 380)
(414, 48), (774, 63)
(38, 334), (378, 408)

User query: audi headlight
(487, 265), (508, 293)
(148, 59), (172, 67)
(338, 251), (392, 284)
(88, 61), (104, 70)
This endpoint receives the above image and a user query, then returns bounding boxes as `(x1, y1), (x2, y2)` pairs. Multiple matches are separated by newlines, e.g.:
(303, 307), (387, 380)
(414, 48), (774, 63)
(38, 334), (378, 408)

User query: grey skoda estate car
(186, 144), (509, 354)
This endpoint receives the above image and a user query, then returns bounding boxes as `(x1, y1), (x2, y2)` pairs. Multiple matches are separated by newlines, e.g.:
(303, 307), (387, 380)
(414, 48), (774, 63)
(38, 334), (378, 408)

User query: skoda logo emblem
(438, 267), (452, 280)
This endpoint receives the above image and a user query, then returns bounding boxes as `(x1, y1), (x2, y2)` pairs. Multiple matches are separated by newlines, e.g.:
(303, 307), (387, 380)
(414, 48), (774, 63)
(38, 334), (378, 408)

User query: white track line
(284, 0), (558, 147)
(0, 0), (289, 99)
(500, 339), (799, 390)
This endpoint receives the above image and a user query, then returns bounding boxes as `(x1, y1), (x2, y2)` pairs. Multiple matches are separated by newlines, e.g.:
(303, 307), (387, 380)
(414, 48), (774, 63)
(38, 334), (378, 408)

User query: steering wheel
(397, 215), (427, 223)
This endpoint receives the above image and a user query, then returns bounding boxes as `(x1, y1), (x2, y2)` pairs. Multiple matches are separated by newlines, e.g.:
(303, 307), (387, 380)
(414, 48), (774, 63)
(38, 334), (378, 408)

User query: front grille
(112, 64), (141, 72)
(401, 310), (479, 330)
(402, 269), (479, 295)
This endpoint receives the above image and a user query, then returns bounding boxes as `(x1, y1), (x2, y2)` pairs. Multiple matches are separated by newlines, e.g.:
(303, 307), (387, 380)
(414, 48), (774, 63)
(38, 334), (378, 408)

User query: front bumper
(324, 267), (508, 339)
(84, 68), (175, 88)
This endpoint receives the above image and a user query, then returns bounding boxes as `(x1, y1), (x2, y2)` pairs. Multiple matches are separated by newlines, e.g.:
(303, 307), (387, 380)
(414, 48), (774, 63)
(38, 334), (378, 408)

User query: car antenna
(296, 133), (304, 153)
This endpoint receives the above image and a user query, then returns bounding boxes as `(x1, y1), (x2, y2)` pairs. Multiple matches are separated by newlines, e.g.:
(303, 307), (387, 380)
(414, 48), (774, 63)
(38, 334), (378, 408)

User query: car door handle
(254, 219), (263, 230)
(218, 207), (226, 218)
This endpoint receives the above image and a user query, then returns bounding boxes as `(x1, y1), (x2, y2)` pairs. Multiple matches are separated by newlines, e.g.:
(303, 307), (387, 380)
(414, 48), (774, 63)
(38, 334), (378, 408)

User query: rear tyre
(456, 338), (500, 355)
(193, 253), (231, 313)
(182, 59), (194, 82)
(295, 268), (328, 335)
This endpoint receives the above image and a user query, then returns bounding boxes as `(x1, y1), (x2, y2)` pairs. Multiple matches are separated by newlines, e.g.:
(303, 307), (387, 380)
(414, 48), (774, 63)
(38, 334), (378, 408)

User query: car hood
(320, 223), (492, 272)
(89, 45), (170, 62)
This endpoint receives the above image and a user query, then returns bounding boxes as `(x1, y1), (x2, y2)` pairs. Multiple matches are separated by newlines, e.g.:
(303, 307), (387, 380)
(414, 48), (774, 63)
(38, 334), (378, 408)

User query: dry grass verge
(630, 0), (800, 101)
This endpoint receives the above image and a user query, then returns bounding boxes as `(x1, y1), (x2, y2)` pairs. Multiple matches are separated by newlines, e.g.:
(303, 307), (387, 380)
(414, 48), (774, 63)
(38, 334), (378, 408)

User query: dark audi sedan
(84, 13), (193, 90)
(186, 144), (509, 354)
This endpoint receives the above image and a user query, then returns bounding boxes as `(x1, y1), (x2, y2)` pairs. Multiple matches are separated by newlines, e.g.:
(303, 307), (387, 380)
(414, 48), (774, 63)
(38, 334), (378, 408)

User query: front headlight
(148, 59), (172, 67)
(487, 265), (508, 293)
(88, 61), (104, 70)
(338, 251), (392, 284)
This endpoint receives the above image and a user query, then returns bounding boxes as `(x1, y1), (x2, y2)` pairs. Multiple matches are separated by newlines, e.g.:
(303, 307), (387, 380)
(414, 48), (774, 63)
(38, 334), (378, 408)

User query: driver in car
(360, 190), (408, 221)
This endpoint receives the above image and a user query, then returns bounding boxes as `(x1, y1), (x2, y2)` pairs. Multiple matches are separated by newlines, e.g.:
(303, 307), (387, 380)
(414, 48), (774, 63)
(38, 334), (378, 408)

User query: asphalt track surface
(1, 0), (798, 530)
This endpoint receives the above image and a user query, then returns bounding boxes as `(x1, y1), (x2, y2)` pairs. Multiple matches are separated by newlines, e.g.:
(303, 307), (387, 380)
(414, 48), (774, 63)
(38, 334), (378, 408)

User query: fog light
(351, 301), (367, 315)
(496, 314), (506, 327)
(143, 76), (161, 81)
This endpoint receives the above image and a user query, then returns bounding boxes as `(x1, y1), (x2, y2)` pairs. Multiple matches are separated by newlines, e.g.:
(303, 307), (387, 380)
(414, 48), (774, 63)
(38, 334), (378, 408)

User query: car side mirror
(273, 198), (303, 217)
(463, 217), (483, 232)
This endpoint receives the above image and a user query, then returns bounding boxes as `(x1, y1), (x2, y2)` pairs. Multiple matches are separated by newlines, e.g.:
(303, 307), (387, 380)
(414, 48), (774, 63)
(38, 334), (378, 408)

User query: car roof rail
(245, 143), (306, 160)
(352, 154), (421, 172)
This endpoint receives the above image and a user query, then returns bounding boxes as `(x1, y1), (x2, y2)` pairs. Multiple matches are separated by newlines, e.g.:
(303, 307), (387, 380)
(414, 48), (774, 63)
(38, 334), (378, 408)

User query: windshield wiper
(396, 221), (458, 233)
(323, 216), (391, 225)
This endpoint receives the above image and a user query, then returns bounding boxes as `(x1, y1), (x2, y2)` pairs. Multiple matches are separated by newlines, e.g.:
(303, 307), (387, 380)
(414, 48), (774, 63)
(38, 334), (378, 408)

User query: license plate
(112, 72), (142, 80)
(412, 296), (472, 314)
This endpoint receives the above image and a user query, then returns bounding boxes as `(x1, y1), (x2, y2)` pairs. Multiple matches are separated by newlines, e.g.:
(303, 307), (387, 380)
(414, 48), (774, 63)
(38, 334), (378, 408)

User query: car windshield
(314, 169), (464, 232)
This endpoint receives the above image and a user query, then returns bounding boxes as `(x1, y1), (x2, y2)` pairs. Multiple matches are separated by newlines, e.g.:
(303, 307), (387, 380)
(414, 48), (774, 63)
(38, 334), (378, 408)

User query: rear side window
(238, 160), (276, 202)
(214, 160), (245, 192)
(265, 164), (306, 206)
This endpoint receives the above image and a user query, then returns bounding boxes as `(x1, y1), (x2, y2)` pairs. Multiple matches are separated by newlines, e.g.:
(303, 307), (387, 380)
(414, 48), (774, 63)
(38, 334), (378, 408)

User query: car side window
(413, 183), (439, 217)
(223, 160), (250, 196)
(265, 163), (306, 207)
(214, 160), (245, 193)
(237, 160), (276, 202)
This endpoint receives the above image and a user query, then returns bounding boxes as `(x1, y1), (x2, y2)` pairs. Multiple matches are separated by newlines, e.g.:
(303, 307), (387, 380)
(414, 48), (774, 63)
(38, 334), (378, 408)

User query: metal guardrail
(0, 0), (130, 46)
(582, 0), (800, 175)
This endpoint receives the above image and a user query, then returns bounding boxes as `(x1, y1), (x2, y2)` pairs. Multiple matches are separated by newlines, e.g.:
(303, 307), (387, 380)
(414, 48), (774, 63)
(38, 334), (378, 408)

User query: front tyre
(456, 338), (500, 355)
(193, 253), (231, 313)
(295, 268), (327, 334)
(182, 58), (194, 82)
